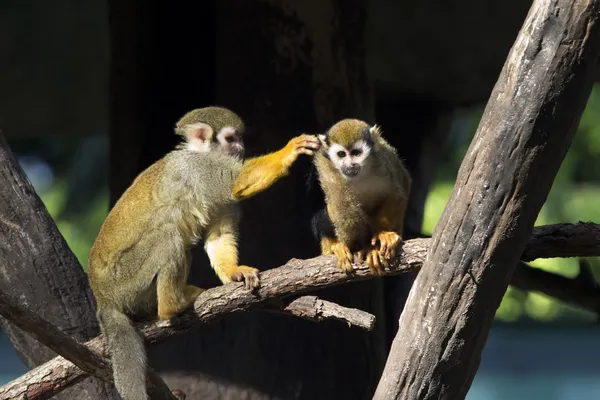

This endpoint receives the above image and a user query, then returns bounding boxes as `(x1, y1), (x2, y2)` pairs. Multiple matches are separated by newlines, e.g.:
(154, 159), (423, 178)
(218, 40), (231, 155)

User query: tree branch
(269, 295), (376, 330)
(522, 222), (600, 261)
(1, 222), (599, 399)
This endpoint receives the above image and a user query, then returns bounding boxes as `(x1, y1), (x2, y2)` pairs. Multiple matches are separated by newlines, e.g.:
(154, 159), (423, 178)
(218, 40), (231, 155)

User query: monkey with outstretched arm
(87, 106), (319, 400)
(310, 119), (411, 275)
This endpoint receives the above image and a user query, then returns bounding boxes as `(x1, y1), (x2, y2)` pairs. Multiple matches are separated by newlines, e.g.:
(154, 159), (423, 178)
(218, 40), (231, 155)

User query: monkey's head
(175, 106), (245, 158)
(318, 119), (381, 179)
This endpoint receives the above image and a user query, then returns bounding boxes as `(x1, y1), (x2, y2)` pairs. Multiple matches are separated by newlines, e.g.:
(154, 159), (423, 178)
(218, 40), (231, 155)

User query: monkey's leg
(204, 215), (260, 289)
(155, 230), (204, 320)
(371, 196), (408, 263)
(232, 134), (320, 200)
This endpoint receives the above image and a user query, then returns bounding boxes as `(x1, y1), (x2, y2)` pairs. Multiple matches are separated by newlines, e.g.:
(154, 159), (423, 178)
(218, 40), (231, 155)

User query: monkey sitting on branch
(311, 119), (411, 275)
(87, 106), (320, 400)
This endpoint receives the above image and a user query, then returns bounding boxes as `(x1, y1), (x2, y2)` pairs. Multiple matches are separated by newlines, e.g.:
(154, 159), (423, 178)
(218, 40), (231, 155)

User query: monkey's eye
(225, 135), (237, 143)
(350, 149), (362, 156)
(337, 151), (346, 158)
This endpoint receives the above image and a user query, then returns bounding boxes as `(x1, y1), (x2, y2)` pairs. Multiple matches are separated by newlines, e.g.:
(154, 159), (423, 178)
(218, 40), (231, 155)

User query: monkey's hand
(230, 265), (260, 289)
(282, 134), (321, 167)
(330, 241), (354, 273)
(372, 231), (402, 261)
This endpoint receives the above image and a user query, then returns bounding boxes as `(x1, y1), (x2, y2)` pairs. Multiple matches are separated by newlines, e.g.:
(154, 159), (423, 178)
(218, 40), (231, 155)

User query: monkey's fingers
(331, 242), (353, 273)
(293, 135), (321, 152)
(233, 266), (261, 290)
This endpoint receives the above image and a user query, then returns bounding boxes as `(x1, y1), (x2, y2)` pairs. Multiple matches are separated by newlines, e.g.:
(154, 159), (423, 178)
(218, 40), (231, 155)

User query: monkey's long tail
(98, 308), (148, 400)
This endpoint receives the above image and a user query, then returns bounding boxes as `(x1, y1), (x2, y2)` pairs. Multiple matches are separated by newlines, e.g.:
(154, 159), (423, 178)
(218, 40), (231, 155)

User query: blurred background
(1, 1), (599, 399)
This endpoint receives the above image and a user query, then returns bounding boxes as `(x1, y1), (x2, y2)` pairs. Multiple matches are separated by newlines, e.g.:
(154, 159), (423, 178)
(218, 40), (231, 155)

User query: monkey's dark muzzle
(342, 164), (361, 178)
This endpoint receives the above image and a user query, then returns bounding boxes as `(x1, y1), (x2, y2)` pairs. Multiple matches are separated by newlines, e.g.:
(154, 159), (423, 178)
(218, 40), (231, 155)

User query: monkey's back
(88, 150), (243, 304)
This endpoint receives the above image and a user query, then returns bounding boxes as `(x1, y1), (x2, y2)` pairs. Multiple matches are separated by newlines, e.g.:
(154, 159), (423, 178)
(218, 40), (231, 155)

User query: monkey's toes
(377, 232), (401, 260)
(331, 242), (353, 273)
(366, 249), (385, 276)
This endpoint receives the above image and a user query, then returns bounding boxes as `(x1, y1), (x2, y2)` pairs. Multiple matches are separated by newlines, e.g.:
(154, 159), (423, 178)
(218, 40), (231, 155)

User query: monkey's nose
(342, 165), (360, 177)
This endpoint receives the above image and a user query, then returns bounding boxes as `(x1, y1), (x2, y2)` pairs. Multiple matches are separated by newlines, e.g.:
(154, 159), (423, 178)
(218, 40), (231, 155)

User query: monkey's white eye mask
(216, 127), (245, 158)
(323, 140), (371, 179)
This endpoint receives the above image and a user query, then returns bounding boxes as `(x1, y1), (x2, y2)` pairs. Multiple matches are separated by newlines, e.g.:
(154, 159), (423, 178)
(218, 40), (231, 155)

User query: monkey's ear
(181, 122), (214, 152)
(369, 124), (382, 137)
(317, 134), (328, 148)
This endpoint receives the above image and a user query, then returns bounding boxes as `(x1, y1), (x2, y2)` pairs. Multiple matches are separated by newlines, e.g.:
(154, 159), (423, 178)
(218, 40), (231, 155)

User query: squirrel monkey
(88, 106), (319, 400)
(311, 119), (411, 275)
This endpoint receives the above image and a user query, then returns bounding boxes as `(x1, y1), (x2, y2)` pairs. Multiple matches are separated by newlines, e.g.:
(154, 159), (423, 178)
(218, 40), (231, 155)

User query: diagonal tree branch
(1, 222), (599, 399)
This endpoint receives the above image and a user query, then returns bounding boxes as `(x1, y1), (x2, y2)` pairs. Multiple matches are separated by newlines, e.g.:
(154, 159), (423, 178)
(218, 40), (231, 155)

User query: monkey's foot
(158, 285), (206, 320)
(331, 242), (354, 273)
(372, 231), (402, 260)
(184, 285), (205, 302)
(365, 247), (386, 276)
(231, 265), (260, 289)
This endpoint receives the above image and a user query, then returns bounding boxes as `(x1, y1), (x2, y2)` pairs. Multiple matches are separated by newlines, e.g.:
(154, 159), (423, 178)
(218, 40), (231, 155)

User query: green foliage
(38, 179), (108, 271)
(423, 83), (600, 324)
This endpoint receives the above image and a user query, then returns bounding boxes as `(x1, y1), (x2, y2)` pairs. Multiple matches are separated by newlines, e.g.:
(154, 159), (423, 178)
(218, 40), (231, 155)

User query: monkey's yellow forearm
(232, 134), (319, 200)
(232, 147), (293, 201)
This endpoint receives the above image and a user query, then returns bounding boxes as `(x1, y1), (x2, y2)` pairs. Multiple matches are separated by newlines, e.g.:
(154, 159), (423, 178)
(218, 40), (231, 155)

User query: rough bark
(0, 131), (117, 399)
(374, 0), (600, 398)
(3, 222), (599, 399)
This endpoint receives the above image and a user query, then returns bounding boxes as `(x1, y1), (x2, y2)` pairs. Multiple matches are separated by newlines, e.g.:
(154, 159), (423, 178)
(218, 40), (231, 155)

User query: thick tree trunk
(374, 0), (600, 398)
(0, 132), (118, 399)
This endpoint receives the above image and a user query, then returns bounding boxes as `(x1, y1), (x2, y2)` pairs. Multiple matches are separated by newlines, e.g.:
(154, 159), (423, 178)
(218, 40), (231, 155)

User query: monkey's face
(175, 106), (246, 158)
(324, 139), (372, 179)
(177, 122), (245, 159)
(215, 127), (245, 159)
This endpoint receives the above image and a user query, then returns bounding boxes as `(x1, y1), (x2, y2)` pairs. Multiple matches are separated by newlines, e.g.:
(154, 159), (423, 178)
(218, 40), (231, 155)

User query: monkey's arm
(204, 208), (259, 289)
(369, 190), (410, 265)
(232, 134), (320, 200)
